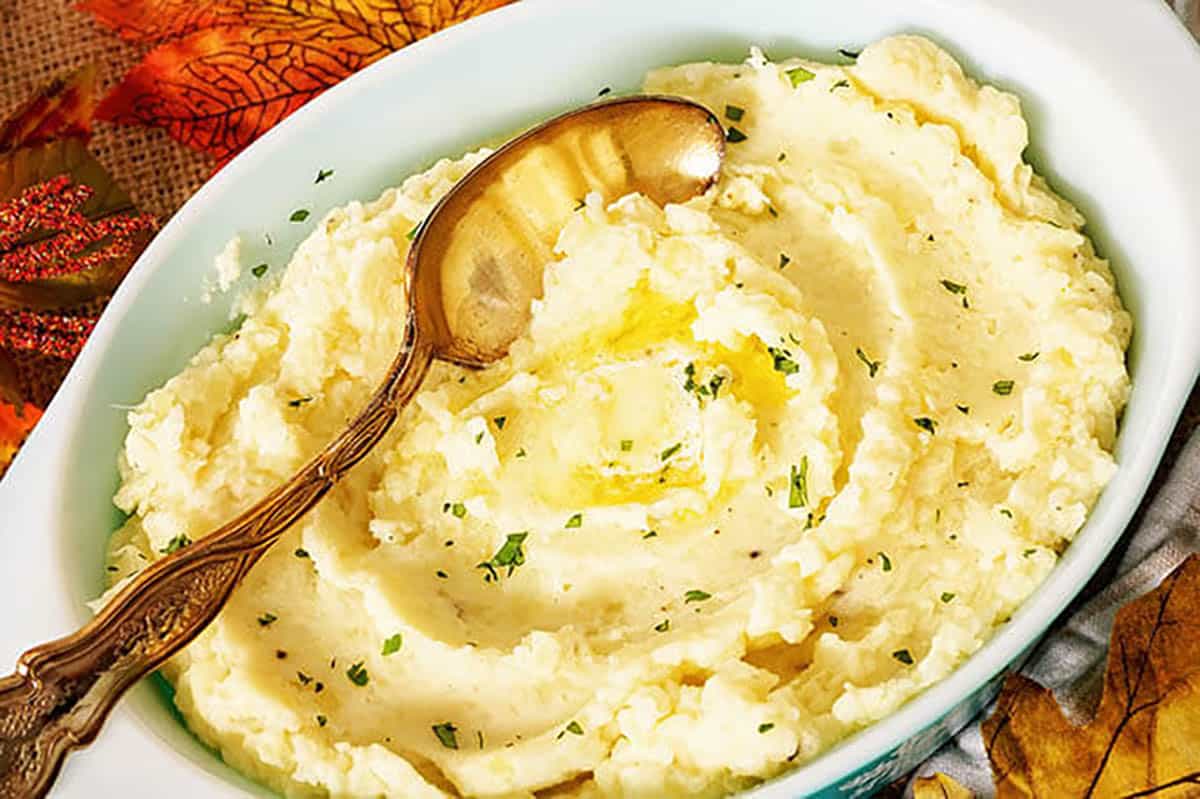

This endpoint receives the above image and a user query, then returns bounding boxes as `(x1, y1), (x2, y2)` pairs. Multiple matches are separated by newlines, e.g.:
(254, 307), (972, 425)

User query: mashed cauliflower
(102, 37), (1130, 798)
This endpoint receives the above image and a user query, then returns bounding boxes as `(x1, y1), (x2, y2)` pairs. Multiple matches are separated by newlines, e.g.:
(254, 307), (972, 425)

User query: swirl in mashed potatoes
(102, 36), (1130, 798)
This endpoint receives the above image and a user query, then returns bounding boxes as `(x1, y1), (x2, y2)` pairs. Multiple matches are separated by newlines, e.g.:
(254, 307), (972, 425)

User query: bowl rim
(7, 0), (1200, 795)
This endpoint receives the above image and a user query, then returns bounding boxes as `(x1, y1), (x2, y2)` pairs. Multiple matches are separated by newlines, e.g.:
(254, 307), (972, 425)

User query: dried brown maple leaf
(984, 554), (1200, 798)
(0, 69), (156, 474)
(80, 0), (516, 165)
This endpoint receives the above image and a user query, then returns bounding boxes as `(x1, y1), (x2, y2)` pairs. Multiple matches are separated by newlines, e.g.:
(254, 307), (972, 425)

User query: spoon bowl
(413, 95), (724, 366)
(0, 95), (724, 799)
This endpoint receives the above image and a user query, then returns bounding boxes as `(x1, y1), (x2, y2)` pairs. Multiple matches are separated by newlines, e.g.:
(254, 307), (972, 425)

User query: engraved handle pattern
(0, 314), (434, 799)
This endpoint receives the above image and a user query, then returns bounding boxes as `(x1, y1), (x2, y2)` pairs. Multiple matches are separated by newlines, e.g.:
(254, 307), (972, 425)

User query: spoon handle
(0, 316), (433, 799)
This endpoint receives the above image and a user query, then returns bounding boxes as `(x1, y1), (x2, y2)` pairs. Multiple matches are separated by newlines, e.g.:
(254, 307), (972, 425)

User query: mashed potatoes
(102, 36), (1130, 798)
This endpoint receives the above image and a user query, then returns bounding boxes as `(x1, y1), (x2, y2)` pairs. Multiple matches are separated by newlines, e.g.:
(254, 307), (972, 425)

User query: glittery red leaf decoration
(0, 138), (156, 315)
(0, 65), (97, 153)
(0, 71), (157, 474)
(83, 0), (515, 165)
(0, 175), (154, 285)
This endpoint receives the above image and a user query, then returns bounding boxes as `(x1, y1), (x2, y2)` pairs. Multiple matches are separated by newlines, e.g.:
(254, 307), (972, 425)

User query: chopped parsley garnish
(788, 457), (809, 508)
(779, 252), (791, 269)
(725, 104), (745, 121)
(450, 502), (467, 519)
(786, 66), (815, 87)
(768, 345), (800, 375)
(684, 589), (712, 603)
(316, 714), (327, 727)
(768, 205), (779, 218)
(1019, 352), (1040, 362)
(573, 197), (587, 211)
(838, 48), (861, 59)
(565, 721), (584, 736)
(289, 209), (310, 223)
(660, 442), (682, 461)
(345, 661), (369, 686)
(297, 671), (312, 685)
(257, 612), (277, 627)
(406, 224), (420, 240)
(758, 723), (775, 733)
(288, 396), (313, 408)
(382, 634), (403, 656)
(956, 404), (970, 415)
(683, 362), (727, 402)
(474, 431), (484, 444)
(565, 513), (583, 529)
(160, 534), (191, 555)
(913, 417), (937, 435)
(726, 126), (747, 143)
(251, 263), (268, 279)
(682, 362), (698, 393)
(515, 448), (527, 458)
(892, 649), (914, 665)
(432, 722), (459, 749)
(878, 551), (892, 572)
(999, 508), (1013, 518)
(855, 347), (880, 378)
(1024, 548), (1037, 557)
(294, 547), (310, 558)
(940, 279), (967, 294)
(598, 86), (612, 96)
(477, 532), (528, 582)
(620, 439), (634, 452)
(642, 530), (658, 539)
(315, 168), (334, 183)
(993, 380), (1015, 396)
(493, 415), (507, 429)
(831, 79), (850, 91)
(654, 619), (670, 632)
(941, 592), (956, 603)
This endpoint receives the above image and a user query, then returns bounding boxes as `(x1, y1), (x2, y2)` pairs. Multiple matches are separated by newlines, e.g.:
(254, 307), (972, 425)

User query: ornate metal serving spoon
(0, 95), (724, 797)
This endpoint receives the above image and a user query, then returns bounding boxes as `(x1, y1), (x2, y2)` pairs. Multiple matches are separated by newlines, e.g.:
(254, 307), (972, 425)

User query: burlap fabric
(0, 0), (209, 218)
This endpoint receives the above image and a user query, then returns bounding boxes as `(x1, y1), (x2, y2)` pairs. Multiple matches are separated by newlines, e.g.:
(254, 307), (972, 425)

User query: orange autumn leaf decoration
(0, 402), (42, 470)
(0, 65), (96, 152)
(0, 67), (156, 475)
(80, 0), (517, 165)
(983, 554), (1200, 798)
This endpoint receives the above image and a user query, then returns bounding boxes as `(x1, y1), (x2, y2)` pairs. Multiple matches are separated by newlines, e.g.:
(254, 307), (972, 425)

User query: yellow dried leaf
(913, 772), (974, 799)
(984, 554), (1200, 798)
